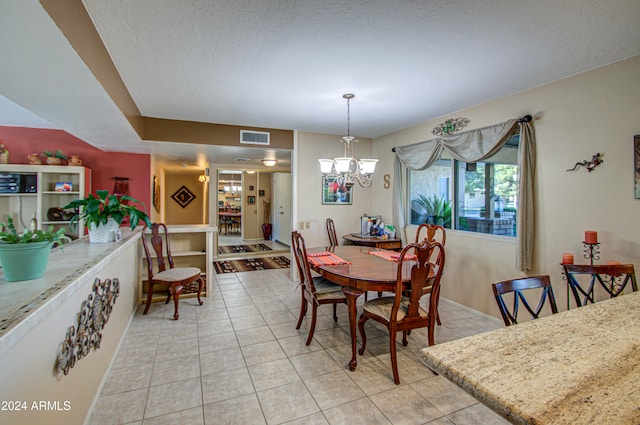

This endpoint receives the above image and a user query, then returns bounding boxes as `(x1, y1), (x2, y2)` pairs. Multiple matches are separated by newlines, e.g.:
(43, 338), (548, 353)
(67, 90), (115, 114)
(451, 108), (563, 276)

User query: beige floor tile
(304, 370), (366, 410)
(445, 403), (510, 425)
(410, 375), (477, 416)
(235, 325), (276, 346)
(231, 313), (268, 330)
(277, 334), (324, 357)
(88, 388), (147, 425)
(281, 412), (330, 425)
(197, 318), (234, 336)
(346, 359), (400, 396)
(150, 353), (200, 386)
(200, 347), (246, 376)
(203, 393), (266, 425)
(289, 349), (342, 379)
(198, 331), (239, 354)
(248, 358), (300, 391)
(260, 309), (297, 325)
(145, 377), (202, 418)
(257, 381), (320, 424)
(322, 397), (391, 425)
(201, 367), (254, 404)
(369, 385), (443, 425)
(241, 340), (286, 366)
(142, 406), (204, 425)
(100, 364), (152, 395)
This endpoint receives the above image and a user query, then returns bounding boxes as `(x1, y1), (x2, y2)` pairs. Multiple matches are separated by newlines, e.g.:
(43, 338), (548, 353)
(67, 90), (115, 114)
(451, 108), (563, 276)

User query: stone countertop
(419, 291), (640, 425)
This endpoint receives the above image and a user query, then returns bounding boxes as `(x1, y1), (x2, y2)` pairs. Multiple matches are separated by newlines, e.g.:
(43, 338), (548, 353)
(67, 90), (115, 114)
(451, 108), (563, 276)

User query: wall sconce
(262, 159), (277, 167)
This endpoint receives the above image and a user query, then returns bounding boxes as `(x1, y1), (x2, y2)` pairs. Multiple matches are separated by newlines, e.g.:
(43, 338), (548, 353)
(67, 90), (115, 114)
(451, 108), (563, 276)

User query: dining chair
(326, 218), (339, 246)
(292, 230), (347, 345)
(415, 223), (446, 246)
(563, 263), (637, 308)
(491, 275), (558, 326)
(141, 223), (204, 320)
(358, 239), (444, 384)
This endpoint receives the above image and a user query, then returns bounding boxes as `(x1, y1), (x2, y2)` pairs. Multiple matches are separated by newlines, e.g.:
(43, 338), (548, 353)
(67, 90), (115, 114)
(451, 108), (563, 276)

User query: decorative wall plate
(432, 117), (470, 136)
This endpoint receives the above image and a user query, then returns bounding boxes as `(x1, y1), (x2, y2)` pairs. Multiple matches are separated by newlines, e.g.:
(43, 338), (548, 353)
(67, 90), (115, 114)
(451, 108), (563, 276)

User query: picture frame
(258, 189), (265, 196)
(153, 174), (160, 213)
(249, 185), (254, 191)
(54, 181), (73, 192)
(248, 195), (256, 204)
(322, 176), (353, 205)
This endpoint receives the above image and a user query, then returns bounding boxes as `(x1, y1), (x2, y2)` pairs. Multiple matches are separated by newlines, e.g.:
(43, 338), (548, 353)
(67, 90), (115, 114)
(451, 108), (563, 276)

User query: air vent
(240, 130), (270, 145)
(235, 158), (249, 162)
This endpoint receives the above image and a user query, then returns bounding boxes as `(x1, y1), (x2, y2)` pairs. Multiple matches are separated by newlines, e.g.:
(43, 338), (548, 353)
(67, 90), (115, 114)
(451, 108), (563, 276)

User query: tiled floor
(89, 267), (509, 425)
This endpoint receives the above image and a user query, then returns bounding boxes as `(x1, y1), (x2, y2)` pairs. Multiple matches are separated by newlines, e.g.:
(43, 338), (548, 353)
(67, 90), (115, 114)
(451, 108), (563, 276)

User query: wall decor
(322, 175), (353, 205)
(249, 185), (254, 191)
(248, 195), (255, 204)
(635, 135), (640, 199)
(259, 189), (265, 196)
(383, 174), (391, 189)
(56, 278), (120, 376)
(171, 185), (196, 208)
(432, 117), (470, 136)
(152, 174), (160, 212)
(566, 153), (604, 172)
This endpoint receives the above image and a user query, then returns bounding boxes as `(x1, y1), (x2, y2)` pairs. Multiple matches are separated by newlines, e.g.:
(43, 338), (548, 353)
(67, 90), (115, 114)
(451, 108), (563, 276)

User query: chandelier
(318, 93), (378, 188)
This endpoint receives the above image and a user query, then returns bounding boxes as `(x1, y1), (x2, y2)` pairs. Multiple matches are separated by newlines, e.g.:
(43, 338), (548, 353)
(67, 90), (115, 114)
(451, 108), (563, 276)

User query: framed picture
(322, 176), (353, 205)
(153, 175), (160, 213)
(249, 185), (254, 191)
(248, 195), (256, 204)
(258, 189), (265, 196)
(55, 182), (73, 192)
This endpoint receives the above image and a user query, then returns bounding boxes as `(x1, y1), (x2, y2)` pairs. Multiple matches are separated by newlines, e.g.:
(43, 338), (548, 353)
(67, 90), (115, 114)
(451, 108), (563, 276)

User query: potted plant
(43, 149), (68, 165)
(63, 189), (152, 243)
(262, 198), (272, 240)
(0, 217), (67, 281)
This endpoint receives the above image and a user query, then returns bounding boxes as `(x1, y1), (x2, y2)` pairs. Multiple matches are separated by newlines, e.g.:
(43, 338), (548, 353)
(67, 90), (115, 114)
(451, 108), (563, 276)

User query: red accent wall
(0, 126), (151, 210)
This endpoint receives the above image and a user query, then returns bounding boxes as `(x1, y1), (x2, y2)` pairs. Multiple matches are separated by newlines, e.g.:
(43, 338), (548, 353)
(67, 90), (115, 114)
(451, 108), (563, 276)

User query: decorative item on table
(0, 216), (67, 282)
(67, 155), (82, 166)
(561, 253), (574, 264)
(63, 189), (151, 243)
(383, 224), (396, 239)
(43, 150), (67, 165)
(28, 152), (42, 165)
(361, 214), (382, 235)
(0, 143), (9, 164)
(582, 230), (600, 265)
(54, 181), (73, 192)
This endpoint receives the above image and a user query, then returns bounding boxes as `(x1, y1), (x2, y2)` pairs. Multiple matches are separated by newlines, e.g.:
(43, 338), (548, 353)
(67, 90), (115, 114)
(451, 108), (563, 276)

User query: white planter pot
(88, 219), (119, 243)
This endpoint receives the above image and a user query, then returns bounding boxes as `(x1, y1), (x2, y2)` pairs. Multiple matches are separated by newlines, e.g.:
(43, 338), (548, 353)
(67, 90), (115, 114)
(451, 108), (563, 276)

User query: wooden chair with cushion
(141, 223), (204, 320)
(563, 263), (637, 308)
(415, 223), (446, 246)
(492, 275), (558, 326)
(326, 218), (339, 246)
(358, 240), (444, 384)
(292, 230), (347, 345)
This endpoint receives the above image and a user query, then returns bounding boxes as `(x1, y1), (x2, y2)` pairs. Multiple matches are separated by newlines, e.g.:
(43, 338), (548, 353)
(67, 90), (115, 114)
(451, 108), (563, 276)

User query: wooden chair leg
(390, 332), (400, 385)
(143, 282), (154, 315)
(295, 293), (307, 330)
(332, 304), (338, 322)
(169, 285), (181, 320)
(402, 330), (408, 346)
(357, 315), (368, 355)
(196, 277), (204, 306)
(305, 302), (318, 346)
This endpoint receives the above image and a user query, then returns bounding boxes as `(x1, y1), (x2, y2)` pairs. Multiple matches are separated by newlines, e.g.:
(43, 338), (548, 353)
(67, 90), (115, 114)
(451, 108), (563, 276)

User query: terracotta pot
(46, 157), (62, 165)
(68, 155), (82, 166)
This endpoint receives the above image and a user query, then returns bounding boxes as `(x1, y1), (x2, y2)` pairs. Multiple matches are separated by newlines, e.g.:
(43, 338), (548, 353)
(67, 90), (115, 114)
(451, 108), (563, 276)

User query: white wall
(295, 132), (375, 248)
(371, 56), (640, 317)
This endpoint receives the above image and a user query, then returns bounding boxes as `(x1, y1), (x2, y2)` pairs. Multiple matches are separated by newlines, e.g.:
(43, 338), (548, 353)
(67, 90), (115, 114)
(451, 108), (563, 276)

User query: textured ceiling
(1, 0), (639, 165)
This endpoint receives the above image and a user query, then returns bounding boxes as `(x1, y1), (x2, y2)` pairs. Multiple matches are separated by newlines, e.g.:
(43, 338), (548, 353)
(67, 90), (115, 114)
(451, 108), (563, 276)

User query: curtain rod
(391, 114), (532, 152)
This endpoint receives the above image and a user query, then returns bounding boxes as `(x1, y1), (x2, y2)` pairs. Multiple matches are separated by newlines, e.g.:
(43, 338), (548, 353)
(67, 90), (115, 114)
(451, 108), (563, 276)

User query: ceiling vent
(240, 130), (270, 145)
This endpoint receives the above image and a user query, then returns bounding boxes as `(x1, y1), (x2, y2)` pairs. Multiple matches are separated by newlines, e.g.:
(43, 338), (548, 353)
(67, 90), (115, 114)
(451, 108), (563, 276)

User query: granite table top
(420, 291), (640, 425)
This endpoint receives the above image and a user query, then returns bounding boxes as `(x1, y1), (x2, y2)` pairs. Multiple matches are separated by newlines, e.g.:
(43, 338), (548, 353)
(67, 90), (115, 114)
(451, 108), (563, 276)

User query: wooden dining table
(307, 245), (425, 371)
(419, 291), (640, 424)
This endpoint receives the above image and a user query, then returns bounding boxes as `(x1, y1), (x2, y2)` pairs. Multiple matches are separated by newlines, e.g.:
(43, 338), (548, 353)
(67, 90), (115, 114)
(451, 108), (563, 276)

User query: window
(409, 134), (519, 236)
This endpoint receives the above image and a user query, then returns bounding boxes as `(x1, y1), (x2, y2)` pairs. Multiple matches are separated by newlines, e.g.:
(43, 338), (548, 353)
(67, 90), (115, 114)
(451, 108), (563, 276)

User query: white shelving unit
(0, 164), (91, 237)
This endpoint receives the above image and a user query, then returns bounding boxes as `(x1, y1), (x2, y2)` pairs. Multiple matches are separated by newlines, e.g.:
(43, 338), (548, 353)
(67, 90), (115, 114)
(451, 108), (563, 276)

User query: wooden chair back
(492, 275), (558, 326)
(415, 223), (446, 246)
(291, 230), (317, 294)
(326, 218), (338, 246)
(563, 263), (637, 307)
(141, 222), (174, 278)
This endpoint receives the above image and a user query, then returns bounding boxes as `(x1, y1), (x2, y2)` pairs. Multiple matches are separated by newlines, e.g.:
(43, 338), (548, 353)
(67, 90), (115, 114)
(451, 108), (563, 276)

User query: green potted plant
(43, 149), (68, 165)
(63, 189), (152, 243)
(0, 217), (67, 281)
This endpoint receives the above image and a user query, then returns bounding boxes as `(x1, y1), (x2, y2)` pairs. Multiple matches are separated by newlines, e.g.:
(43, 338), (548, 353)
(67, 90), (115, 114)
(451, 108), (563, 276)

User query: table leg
(343, 287), (364, 371)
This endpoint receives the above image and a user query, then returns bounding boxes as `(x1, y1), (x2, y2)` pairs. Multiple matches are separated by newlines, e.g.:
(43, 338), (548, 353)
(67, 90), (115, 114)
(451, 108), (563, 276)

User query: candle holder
(583, 242), (600, 265)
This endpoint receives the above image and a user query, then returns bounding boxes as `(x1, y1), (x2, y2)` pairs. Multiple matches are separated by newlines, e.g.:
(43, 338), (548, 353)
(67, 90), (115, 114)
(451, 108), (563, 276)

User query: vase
(88, 219), (119, 243)
(0, 241), (53, 281)
(262, 223), (272, 240)
(46, 157), (62, 165)
(0, 151), (9, 164)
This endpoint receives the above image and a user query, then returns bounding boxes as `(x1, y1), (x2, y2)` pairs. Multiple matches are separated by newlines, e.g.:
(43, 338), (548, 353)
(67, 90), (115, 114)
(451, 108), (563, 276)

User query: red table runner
(307, 251), (351, 266)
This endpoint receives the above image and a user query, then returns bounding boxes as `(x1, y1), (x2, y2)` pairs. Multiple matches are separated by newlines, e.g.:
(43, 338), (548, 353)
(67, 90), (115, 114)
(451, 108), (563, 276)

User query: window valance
(392, 117), (536, 271)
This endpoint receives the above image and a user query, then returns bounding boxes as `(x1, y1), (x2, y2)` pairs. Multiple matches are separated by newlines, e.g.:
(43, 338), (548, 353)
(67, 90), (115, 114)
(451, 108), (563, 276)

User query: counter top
(419, 291), (640, 424)
(0, 229), (142, 350)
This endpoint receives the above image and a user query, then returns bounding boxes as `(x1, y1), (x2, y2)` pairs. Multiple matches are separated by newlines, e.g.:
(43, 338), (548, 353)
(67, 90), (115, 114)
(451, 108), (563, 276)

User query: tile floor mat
(213, 255), (290, 273)
(218, 244), (273, 255)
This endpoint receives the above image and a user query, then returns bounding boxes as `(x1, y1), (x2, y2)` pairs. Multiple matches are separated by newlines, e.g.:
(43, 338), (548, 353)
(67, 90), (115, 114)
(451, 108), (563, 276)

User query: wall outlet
(299, 221), (305, 230)
(305, 221), (311, 229)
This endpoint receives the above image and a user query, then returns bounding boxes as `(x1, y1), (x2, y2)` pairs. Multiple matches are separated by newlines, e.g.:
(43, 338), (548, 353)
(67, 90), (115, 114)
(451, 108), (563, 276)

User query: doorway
(216, 169), (290, 258)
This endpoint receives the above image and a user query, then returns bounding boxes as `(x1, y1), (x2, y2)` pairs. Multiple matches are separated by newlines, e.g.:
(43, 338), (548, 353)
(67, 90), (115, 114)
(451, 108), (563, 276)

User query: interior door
(272, 172), (291, 245)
